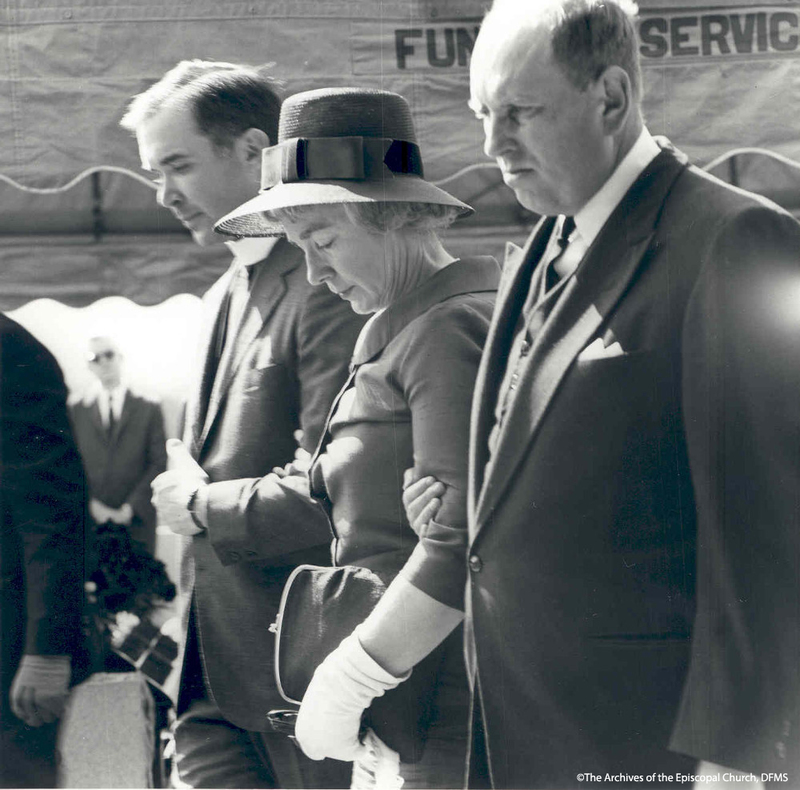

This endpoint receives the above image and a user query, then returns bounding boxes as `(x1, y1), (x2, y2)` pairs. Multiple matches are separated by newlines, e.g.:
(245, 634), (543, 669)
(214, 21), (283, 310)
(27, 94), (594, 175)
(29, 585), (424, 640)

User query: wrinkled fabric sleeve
(395, 295), (494, 610)
(204, 285), (363, 565)
(670, 205), (800, 776)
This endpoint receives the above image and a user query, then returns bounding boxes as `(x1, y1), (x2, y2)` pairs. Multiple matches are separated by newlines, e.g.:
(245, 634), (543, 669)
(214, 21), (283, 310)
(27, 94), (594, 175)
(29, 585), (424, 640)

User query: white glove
(295, 629), (410, 762)
(151, 439), (209, 536)
(10, 654), (71, 726)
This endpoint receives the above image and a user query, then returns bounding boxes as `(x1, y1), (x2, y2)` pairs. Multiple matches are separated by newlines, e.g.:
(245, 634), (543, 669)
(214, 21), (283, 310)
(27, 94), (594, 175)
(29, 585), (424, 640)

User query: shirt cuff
(189, 485), (209, 531)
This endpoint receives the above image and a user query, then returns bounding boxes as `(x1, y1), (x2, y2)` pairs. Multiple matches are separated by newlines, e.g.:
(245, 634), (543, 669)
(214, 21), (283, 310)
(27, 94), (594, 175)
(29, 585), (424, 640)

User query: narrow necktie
(107, 402), (116, 437)
(544, 216), (576, 292)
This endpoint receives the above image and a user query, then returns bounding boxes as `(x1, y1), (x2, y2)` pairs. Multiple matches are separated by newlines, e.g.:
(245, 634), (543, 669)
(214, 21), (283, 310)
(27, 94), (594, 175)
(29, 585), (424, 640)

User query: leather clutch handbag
(270, 563), (446, 764)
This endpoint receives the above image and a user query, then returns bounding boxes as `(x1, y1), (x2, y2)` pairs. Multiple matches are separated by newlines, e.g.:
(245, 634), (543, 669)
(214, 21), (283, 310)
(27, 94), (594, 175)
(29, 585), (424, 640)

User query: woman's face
(280, 205), (392, 314)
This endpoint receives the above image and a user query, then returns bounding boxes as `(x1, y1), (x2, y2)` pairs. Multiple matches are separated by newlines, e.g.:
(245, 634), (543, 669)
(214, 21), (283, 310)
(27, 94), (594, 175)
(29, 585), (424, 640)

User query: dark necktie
(544, 216), (576, 293)
(107, 402), (116, 437)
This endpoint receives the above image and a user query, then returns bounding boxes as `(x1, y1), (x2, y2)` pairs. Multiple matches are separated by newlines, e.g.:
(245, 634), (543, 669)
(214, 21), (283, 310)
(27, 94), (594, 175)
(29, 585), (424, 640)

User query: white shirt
(554, 128), (661, 280)
(99, 384), (126, 427)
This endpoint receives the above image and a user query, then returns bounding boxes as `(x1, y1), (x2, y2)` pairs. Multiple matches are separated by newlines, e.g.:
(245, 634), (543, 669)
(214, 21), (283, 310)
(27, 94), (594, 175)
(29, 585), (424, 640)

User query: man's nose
(483, 114), (513, 160)
(157, 176), (180, 209)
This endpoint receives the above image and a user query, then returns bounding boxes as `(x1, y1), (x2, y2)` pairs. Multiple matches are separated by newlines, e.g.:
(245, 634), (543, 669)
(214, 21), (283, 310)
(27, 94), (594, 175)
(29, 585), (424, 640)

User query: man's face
(470, 21), (613, 217)
(88, 338), (122, 390)
(137, 102), (259, 246)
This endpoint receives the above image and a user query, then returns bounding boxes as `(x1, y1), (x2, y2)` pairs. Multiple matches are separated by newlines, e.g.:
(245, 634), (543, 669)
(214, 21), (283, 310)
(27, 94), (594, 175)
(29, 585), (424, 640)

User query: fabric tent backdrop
(2, 0), (800, 310)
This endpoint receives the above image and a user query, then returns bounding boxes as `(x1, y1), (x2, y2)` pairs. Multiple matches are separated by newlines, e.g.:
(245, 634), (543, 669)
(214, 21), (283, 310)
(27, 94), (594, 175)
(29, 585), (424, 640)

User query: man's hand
(296, 631), (409, 762)
(112, 502), (134, 526)
(694, 761), (765, 790)
(10, 655), (71, 727)
(89, 497), (113, 524)
(401, 468), (445, 534)
(151, 439), (209, 536)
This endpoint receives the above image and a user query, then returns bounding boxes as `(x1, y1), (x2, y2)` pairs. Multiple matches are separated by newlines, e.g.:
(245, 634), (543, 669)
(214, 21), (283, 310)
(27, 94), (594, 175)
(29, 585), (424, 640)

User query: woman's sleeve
(395, 296), (493, 610)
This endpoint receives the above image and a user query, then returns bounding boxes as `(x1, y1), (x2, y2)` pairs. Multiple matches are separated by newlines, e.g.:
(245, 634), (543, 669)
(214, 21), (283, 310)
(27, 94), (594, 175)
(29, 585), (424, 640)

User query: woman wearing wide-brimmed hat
(217, 87), (499, 788)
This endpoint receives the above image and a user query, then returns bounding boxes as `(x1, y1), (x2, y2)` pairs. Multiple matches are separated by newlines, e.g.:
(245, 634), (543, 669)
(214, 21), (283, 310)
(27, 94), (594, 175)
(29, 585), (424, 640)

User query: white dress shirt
(554, 128), (661, 280)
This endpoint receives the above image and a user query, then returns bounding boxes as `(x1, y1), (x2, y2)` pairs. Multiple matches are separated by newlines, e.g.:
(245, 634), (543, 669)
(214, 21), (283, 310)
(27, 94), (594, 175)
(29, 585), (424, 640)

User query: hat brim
(214, 174), (473, 237)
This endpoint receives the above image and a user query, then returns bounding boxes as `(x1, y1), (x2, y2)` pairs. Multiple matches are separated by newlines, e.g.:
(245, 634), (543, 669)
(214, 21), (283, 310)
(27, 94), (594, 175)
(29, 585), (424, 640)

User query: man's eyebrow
(157, 153), (190, 169)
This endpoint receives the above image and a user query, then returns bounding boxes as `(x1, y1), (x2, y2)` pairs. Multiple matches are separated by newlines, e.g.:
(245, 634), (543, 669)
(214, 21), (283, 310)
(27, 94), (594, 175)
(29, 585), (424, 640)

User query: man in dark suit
(70, 335), (166, 555)
(404, 1), (800, 787)
(1, 314), (86, 788)
(121, 61), (363, 788)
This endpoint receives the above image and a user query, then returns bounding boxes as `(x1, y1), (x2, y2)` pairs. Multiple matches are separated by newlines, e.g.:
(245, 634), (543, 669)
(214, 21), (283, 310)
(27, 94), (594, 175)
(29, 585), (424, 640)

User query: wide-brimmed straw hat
(214, 87), (473, 237)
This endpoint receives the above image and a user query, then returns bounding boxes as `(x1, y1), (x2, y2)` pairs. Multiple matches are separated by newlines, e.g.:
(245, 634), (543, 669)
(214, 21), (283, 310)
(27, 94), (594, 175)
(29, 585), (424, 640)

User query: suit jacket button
(228, 550), (241, 562)
(469, 555), (483, 573)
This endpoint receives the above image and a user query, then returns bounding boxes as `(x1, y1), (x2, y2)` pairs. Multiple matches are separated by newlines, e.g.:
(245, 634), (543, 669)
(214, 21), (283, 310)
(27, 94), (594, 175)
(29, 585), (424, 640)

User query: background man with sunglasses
(70, 335), (166, 554)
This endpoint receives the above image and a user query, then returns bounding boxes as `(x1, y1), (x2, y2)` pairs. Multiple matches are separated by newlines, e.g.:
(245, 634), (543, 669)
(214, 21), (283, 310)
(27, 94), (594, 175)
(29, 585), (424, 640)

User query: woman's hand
(295, 631), (409, 762)
(402, 468), (446, 533)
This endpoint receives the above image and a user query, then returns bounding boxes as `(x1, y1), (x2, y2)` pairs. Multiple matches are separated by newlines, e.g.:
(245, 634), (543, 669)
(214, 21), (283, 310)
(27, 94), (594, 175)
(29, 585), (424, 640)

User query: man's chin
(190, 225), (226, 247)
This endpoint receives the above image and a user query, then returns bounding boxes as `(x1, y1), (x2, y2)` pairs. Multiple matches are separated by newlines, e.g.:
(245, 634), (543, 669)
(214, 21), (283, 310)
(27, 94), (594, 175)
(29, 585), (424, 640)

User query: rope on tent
(1, 148), (799, 197)
(701, 147), (800, 174)
(0, 165), (156, 194)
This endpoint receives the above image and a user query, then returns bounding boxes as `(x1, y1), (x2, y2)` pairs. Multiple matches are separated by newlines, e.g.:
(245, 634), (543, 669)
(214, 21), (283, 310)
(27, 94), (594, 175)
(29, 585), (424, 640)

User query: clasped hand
(10, 654), (71, 727)
(151, 439), (209, 536)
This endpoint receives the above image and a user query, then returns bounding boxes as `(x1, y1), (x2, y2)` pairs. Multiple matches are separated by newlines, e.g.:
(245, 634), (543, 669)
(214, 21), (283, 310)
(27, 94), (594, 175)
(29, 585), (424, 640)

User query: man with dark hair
(405, 0), (800, 786)
(1, 314), (86, 788)
(122, 61), (363, 788)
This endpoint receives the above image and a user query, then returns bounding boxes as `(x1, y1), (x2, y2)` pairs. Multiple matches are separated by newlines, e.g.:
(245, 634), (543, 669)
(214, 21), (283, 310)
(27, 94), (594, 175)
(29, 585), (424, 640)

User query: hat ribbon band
(260, 137), (423, 191)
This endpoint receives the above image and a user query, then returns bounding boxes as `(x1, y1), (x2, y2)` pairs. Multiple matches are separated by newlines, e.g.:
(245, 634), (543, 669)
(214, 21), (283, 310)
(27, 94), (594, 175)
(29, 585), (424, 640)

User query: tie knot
(557, 216), (575, 250)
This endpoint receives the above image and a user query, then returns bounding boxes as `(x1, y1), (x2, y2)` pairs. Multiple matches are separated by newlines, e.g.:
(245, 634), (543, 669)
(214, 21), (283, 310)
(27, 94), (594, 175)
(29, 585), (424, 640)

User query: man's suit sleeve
(295, 282), (365, 451)
(1, 324), (87, 655)
(670, 205), (800, 776)
(126, 400), (167, 521)
(201, 285), (364, 564)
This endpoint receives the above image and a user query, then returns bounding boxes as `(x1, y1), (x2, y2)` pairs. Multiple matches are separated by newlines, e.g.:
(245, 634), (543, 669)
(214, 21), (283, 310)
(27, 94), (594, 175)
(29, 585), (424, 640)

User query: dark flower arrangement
(85, 522), (179, 688)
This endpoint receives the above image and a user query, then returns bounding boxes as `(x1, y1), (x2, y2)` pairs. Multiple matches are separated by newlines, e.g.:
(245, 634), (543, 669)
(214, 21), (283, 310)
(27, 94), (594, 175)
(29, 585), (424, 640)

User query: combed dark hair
(272, 201), (461, 234)
(486, 0), (642, 102)
(120, 59), (282, 149)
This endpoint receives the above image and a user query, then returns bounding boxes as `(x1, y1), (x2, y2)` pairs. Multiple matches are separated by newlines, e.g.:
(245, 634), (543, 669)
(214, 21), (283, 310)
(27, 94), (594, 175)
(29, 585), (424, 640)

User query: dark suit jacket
(0, 315), (86, 722)
(70, 391), (166, 553)
(177, 238), (364, 731)
(466, 143), (800, 787)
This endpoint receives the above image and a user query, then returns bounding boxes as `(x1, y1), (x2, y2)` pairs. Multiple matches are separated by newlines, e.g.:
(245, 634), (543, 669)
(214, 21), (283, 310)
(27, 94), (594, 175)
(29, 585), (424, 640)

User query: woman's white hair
(272, 201), (461, 234)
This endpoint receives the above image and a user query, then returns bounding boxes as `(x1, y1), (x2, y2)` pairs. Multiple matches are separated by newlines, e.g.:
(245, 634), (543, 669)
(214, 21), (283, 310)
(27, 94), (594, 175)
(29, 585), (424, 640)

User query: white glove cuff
(340, 628), (412, 689)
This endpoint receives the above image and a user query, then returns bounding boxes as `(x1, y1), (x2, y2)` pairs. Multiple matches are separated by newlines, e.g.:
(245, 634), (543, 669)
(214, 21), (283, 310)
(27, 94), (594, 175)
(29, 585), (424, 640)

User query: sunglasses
(88, 350), (116, 364)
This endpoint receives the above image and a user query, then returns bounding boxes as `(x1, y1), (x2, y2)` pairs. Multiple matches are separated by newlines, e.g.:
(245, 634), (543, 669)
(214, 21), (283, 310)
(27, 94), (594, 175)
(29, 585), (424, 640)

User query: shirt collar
(225, 236), (278, 268)
(573, 127), (660, 250)
(352, 257), (500, 365)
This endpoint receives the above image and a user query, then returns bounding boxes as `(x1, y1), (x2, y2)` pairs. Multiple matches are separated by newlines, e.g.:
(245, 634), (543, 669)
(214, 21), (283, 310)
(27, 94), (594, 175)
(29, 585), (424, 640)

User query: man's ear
(236, 127), (271, 170)
(597, 65), (632, 136)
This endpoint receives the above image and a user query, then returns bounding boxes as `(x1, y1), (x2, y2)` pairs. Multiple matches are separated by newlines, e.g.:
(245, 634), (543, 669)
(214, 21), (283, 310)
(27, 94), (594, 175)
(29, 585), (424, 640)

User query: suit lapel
(468, 217), (554, 521)
(473, 147), (688, 529)
(111, 392), (134, 442)
(184, 268), (235, 456)
(87, 396), (106, 440)
(199, 239), (300, 451)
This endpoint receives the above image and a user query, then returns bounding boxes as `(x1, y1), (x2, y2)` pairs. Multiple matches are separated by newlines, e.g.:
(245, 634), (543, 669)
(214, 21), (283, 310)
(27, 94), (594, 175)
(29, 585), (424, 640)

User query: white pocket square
(577, 337), (625, 361)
